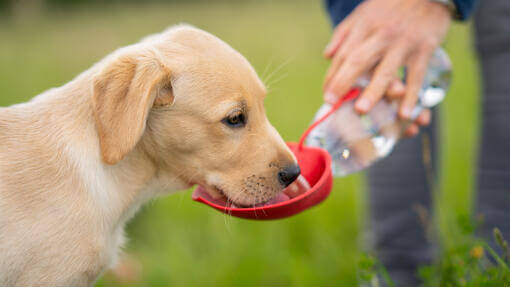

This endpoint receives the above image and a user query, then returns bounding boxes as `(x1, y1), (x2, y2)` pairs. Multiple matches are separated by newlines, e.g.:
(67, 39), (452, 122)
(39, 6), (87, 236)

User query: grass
(0, 1), (480, 286)
(358, 225), (510, 286)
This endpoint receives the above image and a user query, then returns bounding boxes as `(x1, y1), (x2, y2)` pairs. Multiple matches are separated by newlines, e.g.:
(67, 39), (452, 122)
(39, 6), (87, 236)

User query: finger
(403, 124), (419, 137)
(386, 79), (406, 99)
(323, 21), (372, 90)
(415, 109), (431, 126)
(354, 45), (408, 113)
(334, 19), (371, 63)
(399, 48), (433, 119)
(324, 34), (387, 104)
(323, 46), (347, 91)
(324, 18), (353, 58)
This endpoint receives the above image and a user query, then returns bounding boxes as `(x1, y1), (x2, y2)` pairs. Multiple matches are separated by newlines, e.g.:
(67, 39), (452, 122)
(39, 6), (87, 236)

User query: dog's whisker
(219, 185), (234, 231)
(263, 57), (293, 88)
(260, 56), (275, 84)
(266, 72), (289, 93)
(260, 203), (268, 217)
(222, 208), (232, 234)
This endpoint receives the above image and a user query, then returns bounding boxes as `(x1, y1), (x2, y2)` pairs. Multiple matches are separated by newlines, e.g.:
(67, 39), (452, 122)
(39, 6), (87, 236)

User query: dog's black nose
(278, 164), (301, 187)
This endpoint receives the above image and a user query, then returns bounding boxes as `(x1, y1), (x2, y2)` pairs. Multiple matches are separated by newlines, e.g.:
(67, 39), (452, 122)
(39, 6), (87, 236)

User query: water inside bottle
(307, 99), (401, 176)
(306, 48), (452, 177)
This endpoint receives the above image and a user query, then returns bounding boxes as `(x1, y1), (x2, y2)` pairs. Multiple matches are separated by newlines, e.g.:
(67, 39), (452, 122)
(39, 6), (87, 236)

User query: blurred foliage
(361, 218), (510, 287)
(357, 253), (396, 287)
(0, 0), (8, 11)
(420, 219), (510, 287)
(0, 0), (264, 14)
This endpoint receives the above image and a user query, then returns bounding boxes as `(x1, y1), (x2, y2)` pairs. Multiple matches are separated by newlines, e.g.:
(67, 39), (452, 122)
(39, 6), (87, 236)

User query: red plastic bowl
(192, 142), (333, 220)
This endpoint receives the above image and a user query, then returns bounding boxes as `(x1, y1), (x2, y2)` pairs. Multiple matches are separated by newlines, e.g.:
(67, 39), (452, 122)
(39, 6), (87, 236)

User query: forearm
(325, 0), (478, 26)
(452, 0), (478, 20)
(325, 0), (363, 26)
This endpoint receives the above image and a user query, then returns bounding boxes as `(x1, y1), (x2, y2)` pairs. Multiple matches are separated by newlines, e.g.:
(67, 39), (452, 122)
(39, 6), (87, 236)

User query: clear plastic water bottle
(306, 48), (452, 177)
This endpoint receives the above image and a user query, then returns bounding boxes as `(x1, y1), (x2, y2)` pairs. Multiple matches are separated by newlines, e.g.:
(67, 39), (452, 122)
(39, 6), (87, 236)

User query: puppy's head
(92, 25), (299, 206)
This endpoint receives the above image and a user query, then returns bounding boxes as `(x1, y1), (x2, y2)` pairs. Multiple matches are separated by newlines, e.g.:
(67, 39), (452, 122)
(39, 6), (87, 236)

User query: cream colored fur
(0, 25), (296, 286)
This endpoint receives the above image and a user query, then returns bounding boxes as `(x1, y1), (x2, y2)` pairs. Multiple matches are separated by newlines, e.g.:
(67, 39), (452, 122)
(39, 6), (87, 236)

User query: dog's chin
(198, 185), (236, 204)
(197, 184), (287, 208)
(211, 186), (259, 207)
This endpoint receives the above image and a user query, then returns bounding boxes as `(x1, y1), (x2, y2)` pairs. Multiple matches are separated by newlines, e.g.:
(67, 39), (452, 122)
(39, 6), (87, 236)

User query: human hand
(323, 0), (450, 136)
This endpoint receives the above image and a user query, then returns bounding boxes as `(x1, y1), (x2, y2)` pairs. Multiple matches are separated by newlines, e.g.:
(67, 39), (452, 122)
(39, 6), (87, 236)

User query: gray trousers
(367, 1), (510, 285)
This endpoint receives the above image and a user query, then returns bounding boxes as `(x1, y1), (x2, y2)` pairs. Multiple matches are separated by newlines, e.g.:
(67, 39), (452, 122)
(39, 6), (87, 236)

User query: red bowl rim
(192, 142), (332, 212)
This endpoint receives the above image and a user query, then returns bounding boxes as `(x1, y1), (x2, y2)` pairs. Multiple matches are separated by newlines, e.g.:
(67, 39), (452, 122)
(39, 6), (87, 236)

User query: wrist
(429, 0), (460, 19)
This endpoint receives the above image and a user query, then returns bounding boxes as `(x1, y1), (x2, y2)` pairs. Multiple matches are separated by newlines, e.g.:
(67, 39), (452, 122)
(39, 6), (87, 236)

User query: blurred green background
(0, 0), (479, 286)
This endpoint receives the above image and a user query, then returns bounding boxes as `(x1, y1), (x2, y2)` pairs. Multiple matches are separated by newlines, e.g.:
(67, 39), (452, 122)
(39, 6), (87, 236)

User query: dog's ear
(92, 51), (174, 165)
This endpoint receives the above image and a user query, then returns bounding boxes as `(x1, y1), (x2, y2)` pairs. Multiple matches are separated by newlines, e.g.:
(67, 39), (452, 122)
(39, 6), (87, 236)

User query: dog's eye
(222, 113), (246, 128)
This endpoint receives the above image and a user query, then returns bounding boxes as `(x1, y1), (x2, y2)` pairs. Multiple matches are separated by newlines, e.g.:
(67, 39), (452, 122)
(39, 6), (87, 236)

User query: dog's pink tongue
(192, 186), (228, 206)
(283, 175), (310, 198)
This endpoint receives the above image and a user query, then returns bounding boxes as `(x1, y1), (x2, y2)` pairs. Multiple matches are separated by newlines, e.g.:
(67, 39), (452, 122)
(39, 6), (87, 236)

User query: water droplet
(342, 149), (350, 159)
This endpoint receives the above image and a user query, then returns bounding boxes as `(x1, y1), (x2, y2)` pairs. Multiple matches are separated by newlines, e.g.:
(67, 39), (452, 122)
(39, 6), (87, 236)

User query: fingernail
(324, 92), (338, 104)
(392, 82), (405, 94)
(323, 43), (333, 55)
(401, 107), (411, 119)
(355, 98), (370, 112)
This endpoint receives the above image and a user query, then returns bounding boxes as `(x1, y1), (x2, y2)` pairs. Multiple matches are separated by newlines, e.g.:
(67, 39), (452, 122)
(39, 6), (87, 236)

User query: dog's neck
(16, 71), (189, 235)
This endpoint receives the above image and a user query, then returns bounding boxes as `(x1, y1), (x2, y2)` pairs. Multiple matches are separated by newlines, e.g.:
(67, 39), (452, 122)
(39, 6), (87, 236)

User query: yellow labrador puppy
(0, 25), (300, 287)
